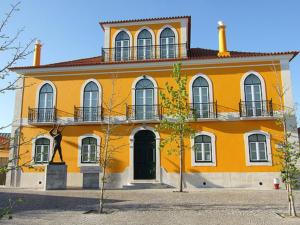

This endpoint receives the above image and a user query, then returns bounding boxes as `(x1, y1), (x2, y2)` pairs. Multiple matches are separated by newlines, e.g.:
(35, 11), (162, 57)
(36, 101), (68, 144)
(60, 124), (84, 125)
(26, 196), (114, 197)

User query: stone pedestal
(80, 166), (100, 189)
(45, 164), (67, 190)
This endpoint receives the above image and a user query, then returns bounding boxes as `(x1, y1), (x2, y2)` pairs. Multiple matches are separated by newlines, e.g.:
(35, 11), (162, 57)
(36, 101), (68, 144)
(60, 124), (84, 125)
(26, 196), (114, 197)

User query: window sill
(246, 161), (272, 166)
(192, 162), (216, 167)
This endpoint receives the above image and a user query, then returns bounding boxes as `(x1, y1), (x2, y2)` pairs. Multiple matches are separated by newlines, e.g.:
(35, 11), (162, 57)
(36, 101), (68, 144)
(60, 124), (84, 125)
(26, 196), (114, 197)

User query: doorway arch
(129, 126), (160, 182)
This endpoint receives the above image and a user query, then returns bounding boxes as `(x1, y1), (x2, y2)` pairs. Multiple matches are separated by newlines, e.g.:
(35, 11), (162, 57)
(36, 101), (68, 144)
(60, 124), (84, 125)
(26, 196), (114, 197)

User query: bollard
(273, 178), (280, 189)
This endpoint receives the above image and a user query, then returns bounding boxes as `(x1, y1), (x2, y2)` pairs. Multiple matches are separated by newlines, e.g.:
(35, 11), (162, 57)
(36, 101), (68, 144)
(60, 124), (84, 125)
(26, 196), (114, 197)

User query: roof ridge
(99, 15), (191, 29)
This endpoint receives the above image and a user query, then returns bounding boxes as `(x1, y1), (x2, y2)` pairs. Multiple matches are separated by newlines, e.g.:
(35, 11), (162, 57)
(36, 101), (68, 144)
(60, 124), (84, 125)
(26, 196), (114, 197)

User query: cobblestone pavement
(0, 187), (300, 225)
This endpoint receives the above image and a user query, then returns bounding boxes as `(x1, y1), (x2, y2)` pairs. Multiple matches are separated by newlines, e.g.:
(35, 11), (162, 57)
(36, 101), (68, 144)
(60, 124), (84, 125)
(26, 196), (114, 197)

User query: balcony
(190, 102), (218, 119)
(239, 100), (273, 117)
(126, 105), (162, 121)
(74, 106), (103, 123)
(102, 43), (188, 62)
(28, 107), (57, 124)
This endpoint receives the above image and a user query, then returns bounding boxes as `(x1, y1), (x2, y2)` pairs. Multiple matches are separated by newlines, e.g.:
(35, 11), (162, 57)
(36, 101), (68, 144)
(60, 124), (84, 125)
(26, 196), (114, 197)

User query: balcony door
(244, 74), (262, 116)
(135, 78), (154, 120)
(192, 77), (209, 118)
(38, 83), (53, 122)
(160, 28), (175, 59)
(137, 29), (152, 60)
(115, 31), (130, 61)
(83, 81), (99, 121)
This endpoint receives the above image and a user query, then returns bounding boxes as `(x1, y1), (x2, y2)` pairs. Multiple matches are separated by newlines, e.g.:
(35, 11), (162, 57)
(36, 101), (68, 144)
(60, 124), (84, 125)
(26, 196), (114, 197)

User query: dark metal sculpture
(49, 124), (64, 164)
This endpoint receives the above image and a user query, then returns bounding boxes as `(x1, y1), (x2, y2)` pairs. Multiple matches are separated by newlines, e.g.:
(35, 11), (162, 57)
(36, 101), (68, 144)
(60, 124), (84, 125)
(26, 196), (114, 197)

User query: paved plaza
(0, 187), (300, 225)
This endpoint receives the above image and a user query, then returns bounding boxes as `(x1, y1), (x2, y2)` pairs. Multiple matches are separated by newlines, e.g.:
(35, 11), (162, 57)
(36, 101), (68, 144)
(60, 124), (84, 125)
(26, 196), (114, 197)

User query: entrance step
(123, 182), (174, 190)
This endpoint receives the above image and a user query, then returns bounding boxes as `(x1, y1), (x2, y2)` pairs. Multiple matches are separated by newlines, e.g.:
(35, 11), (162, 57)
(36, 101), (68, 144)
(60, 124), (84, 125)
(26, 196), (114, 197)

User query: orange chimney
(33, 40), (42, 66)
(217, 21), (230, 57)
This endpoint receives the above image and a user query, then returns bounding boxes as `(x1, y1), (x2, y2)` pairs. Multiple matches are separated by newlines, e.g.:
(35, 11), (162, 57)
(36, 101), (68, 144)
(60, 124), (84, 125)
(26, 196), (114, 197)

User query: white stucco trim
(191, 131), (216, 167)
(80, 78), (102, 107)
(14, 55), (294, 75)
(104, 26), (110, 49)
(240, 71), (267, 102)
(35, 81), (57, 108)
(131, 75), (158, 106)
(280, 59), (295, 110)
(244, 130), (272, 166)
(77, 134), (101, 167)
(189, 73), (214, 104)
(111, 28), (133, 49)
(31, 134), (53, 166)
(157, 25), (179, 58)
(129, 126), (160, 183)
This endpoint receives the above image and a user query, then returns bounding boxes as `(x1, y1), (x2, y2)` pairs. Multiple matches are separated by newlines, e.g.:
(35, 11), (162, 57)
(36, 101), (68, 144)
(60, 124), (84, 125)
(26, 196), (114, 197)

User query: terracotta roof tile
(99, 16), (191, 30)
(9, 48), (299, 71)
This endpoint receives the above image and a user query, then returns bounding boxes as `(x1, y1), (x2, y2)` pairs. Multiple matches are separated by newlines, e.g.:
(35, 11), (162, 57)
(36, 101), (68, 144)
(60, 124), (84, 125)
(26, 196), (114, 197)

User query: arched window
(135, 78), (154, 120)
(83, 81), (99, 121)
(115, 31), (130, 61)
(137, 29), (152, 60)
(244, 74), (263, 116)
(81, 137), (97, 163)
(194, 135), (212, 162)
(38, 83), (54, 122)
(248, 134), (267, 162)
(160, 28), (175, 59)
(34, 138), (50, 163)
(192, 77), (210, 118)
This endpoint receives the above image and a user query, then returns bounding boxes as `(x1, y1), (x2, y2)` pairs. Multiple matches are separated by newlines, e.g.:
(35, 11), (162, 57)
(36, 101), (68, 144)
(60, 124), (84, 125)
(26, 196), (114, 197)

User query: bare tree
(0, 1), (34, 94)
(98, 75), (132, 213)
(272, 62), (299, 217)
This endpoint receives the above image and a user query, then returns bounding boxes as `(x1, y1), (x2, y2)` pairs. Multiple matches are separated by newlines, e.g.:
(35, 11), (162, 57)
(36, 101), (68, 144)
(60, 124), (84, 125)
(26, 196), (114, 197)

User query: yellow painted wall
(18, 60), (284, 174)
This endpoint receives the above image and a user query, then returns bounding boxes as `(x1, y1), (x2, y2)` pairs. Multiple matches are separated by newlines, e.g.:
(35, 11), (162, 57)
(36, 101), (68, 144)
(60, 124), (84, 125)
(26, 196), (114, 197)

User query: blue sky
(0, 0), (300, 132)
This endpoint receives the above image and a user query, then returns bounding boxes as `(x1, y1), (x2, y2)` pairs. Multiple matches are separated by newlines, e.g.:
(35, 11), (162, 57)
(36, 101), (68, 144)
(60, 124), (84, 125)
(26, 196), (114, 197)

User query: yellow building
(6, 16), (299, 189)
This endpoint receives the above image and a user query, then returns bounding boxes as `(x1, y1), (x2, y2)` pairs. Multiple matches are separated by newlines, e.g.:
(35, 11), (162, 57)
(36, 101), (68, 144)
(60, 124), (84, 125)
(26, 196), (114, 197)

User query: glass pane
(258, 142), (267, 160)
(204, 143), (211, 161)
(90, 145), (97, 162)
(195, 144), (202, 161)
(250, 143), (257, 161)
(145, 89), (153, 105)
(245, 85), (253, 102)
(253, 85), (261, 101)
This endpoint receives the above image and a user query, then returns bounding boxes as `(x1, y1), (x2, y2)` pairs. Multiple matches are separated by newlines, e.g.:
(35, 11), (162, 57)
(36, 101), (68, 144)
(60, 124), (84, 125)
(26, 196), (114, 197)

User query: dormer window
(115, 31), (130, 61)
(137, 29), (152, 60)
(160, 28), (175, 59)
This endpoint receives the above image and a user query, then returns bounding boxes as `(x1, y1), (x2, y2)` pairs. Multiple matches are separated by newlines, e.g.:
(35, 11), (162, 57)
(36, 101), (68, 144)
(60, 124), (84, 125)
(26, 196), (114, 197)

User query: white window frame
(134, 27), (155, 60)
(244, 130), (272, 166)
(157, 25), (179, 59)
(112, 29), (133, 61)
(35, 81), (56, 108)
(191, 131), (216, 166)
(31, 135), (53, 166)
(189, 74), (213, 104)
(240, 71), (266, 102)
(78, 134), (101, 167)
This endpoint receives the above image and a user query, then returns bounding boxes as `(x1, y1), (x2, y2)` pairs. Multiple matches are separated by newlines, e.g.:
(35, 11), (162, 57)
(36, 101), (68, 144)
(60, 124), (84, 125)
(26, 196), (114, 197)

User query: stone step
(123, 182), (174, 190)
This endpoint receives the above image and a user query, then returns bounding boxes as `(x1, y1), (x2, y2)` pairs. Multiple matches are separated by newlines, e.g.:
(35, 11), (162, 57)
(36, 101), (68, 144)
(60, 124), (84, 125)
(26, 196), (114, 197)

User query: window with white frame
(244, 74), (263, 116)
(135, 78), (154, 120)
(192, 77), (210, 118)
(38, 83), (54, 122)
(34, 138), (50, 163)
(81, 137), (97, 163)
(83, 81), (99, 121)
(248, 134), (268, 162)
(194, 135), (212, 162)
(115, 31), (130, 61)
(137, 29), (152, 60)
(160, 28), (175, 59)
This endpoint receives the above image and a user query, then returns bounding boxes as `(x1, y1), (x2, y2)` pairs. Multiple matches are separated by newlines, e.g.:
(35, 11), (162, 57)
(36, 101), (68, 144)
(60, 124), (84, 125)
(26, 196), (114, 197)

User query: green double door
(134, 130), (156, 180)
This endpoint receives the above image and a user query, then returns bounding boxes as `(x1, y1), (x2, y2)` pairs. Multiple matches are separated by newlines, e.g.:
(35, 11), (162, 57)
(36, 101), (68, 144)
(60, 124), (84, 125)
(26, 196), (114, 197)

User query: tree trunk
(99, 166), (106, 213)
(179, 133), (183, 192)
(288, 184), (297, 217)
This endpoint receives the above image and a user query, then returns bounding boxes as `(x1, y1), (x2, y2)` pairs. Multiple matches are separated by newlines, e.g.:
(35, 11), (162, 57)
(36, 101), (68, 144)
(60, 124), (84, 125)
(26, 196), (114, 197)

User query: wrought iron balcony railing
(190, 102), (218, 119)
(239, 100), (273, 117)
(74, 106), (103, 122)
(28, 107), (57, 124)
(126, 105), (162, 121)
(102, 43), (188, 62)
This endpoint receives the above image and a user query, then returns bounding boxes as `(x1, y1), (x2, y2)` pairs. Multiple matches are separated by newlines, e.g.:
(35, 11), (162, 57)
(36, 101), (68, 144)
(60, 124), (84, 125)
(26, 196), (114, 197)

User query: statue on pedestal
(49, 124), (64, 164)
